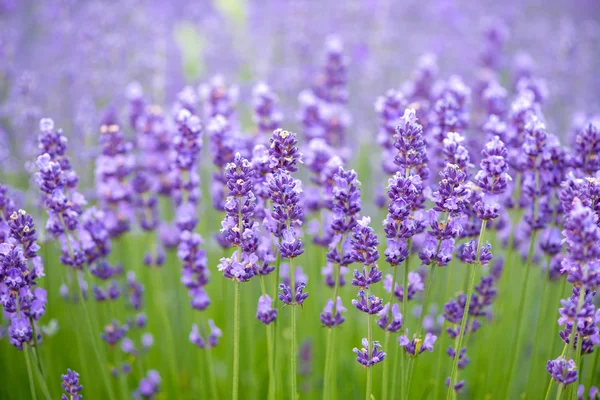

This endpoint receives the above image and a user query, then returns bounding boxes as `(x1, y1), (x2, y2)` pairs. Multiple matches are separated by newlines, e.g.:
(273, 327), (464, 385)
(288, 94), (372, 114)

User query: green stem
(589, 349), (600, 391)
(400, 247), (411, 400)
(204, 346), (218, 400)
(233, 281), (240, 400)
(447, 221), (487, 398)
(503, 229), (538, 398)
(544, 380), (554, 400)
(434, 266), (453, 400)
(366, 299), (373, 400)
(290, 257), (297, 400)
(24, 346), (38, 400)
(260, 276), (276, 400)
(381, 264), (399, 400)
(323, 328), (333, 399)
(29, 316), (45, 377)
(556, 384), (564, 400)
(526, 257), (552, 394)
(60, 218), (116, 400)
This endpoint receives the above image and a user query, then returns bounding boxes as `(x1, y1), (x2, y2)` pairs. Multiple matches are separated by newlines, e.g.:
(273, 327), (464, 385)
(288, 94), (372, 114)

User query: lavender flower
(256, 294), (277, 324)
(398, 330), (437, 357)
(377, 303), (403, 332)
(61, 369), (83, 400)
(320, 297), (346, 327)
(393, 108), (429, 179)
(546, 357), (578, 386)
(137, 370), (161, 399)
(352, 338), (386, 367)
(278, 282), (309, 306)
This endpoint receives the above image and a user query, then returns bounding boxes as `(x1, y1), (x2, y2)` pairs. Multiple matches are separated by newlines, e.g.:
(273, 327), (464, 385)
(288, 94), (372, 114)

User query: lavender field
(1, 1), (600, 399)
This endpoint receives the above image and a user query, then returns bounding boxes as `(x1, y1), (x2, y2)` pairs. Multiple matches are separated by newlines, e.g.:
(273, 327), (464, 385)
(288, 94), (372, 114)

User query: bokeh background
(1, 0), (600, 399)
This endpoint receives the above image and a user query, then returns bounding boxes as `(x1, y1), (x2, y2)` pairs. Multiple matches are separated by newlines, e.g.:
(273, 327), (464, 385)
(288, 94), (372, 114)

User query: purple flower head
(384, 272), (424, 302)
(447, 346), (470, 370)
(320, 296), (346, 327)
(330, 167), (362, 234)
(457, 239), (493, 265)
(431, 164), (471, 216)
(393, 108), (429, 179)
(377, 303), (403, 332)
(279, 229), (304, 259)
(269, 129), (302, 173)
(572, 122), (600, 175)
(252, 83), (283, 138)
(350, 216), (380, 267)
(217, 251), (257, 282)
(546, 357), (578, 386)
(101, 320), (127, 346)
(61, 369), (82, 400)
(352, 338), (386, 367)
(267, 171), (304, 237)
(256, 294), (277, 324)
(351, 290), (383, 315)
(398, 330), (437, 357)
(443, 132), (472, 172)
(8, 316), (32, 349)
(199, 75), (238, 120)
(419, 233), (455, 267)
(137, 370), (161, 399)
(278, 281), (309, 306)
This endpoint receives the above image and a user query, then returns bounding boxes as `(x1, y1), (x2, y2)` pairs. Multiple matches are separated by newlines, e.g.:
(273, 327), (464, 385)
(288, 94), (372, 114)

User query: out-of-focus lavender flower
(384, 272), (424, 302)
(546, 357), (578, 386)
(101, 320), (127, 346)
(320, 297), (346, 327)
(352, 338), (385, 367)
(376, 89), (407, 176)
(278, 281), (309, 306)
(377, 303), (403, 332)
(189, 319), (222, 349)
(252, 83), (282, 142)
(178, 230), (210, 310)
(577, 385), (599, 400)
(199, 75), (238, 123)
(61, 368), (83, 400)
(95, 108), (134, 238)
(256, 294), (277, 324)
(172, 109), (203, 209)
(398, 330), (437, 357)
(137, 370), (161, 399)
(571, 122), (600, 176)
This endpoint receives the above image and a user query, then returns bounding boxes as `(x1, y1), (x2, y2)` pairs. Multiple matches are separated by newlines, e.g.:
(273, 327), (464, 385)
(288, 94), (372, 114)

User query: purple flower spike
(393, 108), (429, 179)
(61, 369), (83, 400)
(278, 282), (309, 306)
(320, 297), (346, 327)
(546, 357), (578, 386)
(352, 338), (386, 367)
(352, 290), (383, 315)
(377, 303), (403, 332)
(457, 240), (493, 265)
(398, 330), (437, 357)
(137, 370), (161, 399)
(256, 294), (277, 325)
(269, 128), (302, 173)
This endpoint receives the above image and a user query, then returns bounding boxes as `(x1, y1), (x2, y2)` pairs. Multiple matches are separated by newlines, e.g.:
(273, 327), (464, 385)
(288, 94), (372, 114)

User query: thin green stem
(589, 349), (600, 391)
(556, 384), (564, 400)
(544, 380), (554, 400)
(290, 257), (297, 400)
(260, 276), (276, 400)
(434, 266), (453, 400)
(503, 229), (538, 398)
(204, 346), (218, 400)
(60, 218), (115, 400)
(233, 281), (240, 400)
(366, 291), (373, 400)
(399, 248), (411, 400)
(323, 328), (333, 399)
(29, 316), (45, 377)
(24, 346), (38, 400)
(447, 221), (487, 398)
(381, 264), (399, 400)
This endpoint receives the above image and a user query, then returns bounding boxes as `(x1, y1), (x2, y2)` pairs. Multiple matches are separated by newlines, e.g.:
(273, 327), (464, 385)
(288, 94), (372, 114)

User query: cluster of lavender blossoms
(0, 200), (46, 350)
